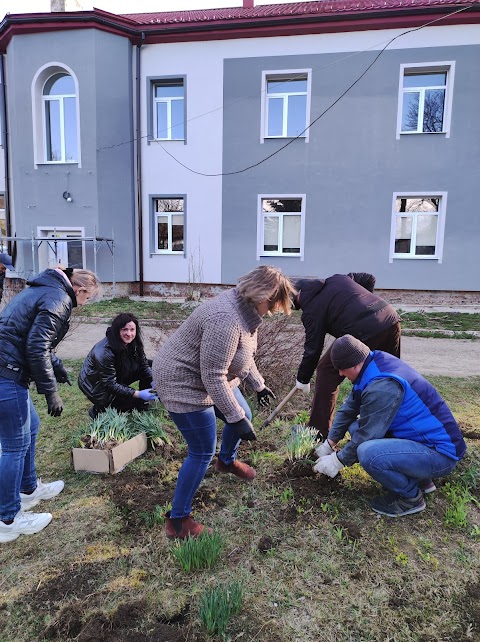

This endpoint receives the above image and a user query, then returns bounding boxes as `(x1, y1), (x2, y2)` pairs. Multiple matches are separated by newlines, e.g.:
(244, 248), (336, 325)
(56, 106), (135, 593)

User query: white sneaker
(0, 511), (52, 543)
(20, 479), (65, 510)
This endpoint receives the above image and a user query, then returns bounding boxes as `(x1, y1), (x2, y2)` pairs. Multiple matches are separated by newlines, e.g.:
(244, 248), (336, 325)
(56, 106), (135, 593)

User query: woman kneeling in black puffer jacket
(78, 312), (157, 418)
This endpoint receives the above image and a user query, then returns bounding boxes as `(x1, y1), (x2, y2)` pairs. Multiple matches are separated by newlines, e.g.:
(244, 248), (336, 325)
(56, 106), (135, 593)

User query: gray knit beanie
(331, 335), (370, 371)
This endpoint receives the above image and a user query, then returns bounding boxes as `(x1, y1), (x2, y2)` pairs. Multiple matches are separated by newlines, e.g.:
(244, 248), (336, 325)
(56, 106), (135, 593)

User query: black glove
(231, 417), (257, 441)
(45, 391), (63, 417)
(54, 363), (72, 386)
(257, 387), (276, 408)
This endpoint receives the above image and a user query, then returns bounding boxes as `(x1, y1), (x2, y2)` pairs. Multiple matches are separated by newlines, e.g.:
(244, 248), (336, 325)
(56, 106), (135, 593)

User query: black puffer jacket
(0, 269), (76, 393)
(295, 273), (400, 384)
(78, 328), (152, 409)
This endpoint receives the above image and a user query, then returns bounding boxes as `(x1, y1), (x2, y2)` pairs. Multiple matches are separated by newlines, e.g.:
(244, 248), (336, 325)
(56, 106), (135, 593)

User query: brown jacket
(152, 288), (265, 423)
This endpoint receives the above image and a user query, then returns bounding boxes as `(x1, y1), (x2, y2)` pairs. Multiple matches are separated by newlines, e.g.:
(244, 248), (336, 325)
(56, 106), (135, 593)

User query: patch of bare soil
(106, 467), (176, 532)
(45, 600), (201, 642)
(27, 562), (116, 613)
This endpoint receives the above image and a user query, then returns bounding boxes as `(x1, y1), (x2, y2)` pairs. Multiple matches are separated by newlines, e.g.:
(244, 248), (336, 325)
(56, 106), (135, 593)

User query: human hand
(315, 439), (335, 459)
(231, 417), (257, 441)
(137, 389), (158, 402)
(313, 452), (344, 478)
(55, 363), (72, 386)
(45, 391), (64, 417)
(295, 379), (310, 394)
(257, 387), (276, 408)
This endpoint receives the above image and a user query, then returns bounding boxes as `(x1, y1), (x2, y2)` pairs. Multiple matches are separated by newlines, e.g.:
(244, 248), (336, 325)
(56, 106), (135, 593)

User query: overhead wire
(97, 1), (478, 177)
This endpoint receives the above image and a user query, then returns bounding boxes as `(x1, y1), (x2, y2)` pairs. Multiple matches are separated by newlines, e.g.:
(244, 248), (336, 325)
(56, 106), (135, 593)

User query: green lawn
(1, 362), (479, 642)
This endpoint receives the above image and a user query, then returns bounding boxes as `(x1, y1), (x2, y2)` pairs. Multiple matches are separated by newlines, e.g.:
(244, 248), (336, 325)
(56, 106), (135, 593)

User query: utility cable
(155, 2), (476, 177)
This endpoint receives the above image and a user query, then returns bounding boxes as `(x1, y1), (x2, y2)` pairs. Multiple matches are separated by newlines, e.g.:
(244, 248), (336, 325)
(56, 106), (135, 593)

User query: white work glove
(315, 439), (335, 459)
(313, 452), (344, 478)
(295, 379), (310, 394)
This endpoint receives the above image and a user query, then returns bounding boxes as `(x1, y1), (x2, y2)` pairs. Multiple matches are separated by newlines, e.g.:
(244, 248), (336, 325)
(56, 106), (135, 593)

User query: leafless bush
(254, 317), (305, 396)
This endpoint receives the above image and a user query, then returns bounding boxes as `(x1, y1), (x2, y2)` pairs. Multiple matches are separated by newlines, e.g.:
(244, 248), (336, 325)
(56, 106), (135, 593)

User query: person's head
(109, 312), (143, 351)
(236, 265), (297, 316)
(69, 269), (101, 306)
(331, 335), (371, 382)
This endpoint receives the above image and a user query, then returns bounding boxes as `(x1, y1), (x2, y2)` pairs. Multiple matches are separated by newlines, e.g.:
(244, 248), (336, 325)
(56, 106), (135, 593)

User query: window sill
(151, 251), (184, 256)
(263, 135), (307, 141)
(36, 161), (79, 166)
(399, 131), (447, 136)
(151, 138), (185, 143)
(391, 255), (440, 260)
(260, 253), (302, 258)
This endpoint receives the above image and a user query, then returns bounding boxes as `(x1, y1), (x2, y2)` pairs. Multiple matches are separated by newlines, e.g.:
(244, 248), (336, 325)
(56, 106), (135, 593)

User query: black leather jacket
(294, 273), (400, 384)
(0, 269), (76, 393)
(78, 328), (152, 409)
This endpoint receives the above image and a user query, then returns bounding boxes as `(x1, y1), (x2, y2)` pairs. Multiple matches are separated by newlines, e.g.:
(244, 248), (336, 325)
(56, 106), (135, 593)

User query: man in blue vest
(313, 335), (466, 517)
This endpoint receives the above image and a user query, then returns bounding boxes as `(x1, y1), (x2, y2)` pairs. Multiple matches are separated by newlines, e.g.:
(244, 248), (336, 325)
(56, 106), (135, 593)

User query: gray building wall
(222, 45), (480, 291)
(4, 28), (135, 282)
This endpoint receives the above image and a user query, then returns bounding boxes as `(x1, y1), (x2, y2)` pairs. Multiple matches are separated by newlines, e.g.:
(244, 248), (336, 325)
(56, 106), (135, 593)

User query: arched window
(42, 72), (78, 163)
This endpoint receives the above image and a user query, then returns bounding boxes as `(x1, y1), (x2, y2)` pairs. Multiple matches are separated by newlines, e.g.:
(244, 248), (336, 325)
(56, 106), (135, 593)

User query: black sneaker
(370, 491), (426, 517)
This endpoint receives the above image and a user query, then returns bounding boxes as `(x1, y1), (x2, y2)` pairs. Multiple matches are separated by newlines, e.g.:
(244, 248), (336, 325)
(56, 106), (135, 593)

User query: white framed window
(258, 195), (305, 259)
(153, 198), (184, 253)
(153, 79), (185, 140)
(43, 73), (78, 162)
(37, 227), (85, 270)
(261, 70), (312, 142)
(396, 62), (455, 138)
(389, 193), (447, 263)
(32, 63), (81, 167)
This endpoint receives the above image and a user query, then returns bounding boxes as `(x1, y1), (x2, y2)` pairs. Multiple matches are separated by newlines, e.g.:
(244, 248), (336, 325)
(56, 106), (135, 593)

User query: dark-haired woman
(78, 312), (157, 418)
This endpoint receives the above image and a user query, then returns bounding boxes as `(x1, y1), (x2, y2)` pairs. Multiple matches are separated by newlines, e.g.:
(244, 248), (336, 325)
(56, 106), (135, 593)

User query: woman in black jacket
(78, 312), (156, 418)
(0, 267), (101, 543)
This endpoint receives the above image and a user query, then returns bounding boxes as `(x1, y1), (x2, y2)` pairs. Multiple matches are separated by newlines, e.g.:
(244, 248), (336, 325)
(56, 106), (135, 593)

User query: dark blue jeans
(168, 388), (252, 519)
(0, 377), (40, 521)
(358, 437), (458, 498)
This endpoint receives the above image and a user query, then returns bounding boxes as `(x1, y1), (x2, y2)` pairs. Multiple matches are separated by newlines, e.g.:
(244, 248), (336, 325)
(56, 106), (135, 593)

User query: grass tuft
(198, 580), (243, 638)
(172, 531), (224, 572)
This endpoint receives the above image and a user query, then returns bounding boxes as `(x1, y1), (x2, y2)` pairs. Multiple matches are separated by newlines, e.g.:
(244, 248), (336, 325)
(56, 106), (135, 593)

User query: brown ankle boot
(215, 457), (256, 480)
(164, 511), (211, 540)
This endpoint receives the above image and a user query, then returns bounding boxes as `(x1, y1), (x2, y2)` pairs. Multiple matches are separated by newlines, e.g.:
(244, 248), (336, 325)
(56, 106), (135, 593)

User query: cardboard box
(72, 433), (147, 474)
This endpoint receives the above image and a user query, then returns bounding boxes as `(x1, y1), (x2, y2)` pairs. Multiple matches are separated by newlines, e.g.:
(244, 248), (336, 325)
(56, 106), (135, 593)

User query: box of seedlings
(72, 407), (170, 474)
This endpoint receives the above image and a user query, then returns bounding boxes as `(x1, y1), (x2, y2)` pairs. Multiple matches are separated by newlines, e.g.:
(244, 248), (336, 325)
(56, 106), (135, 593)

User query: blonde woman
(153, 265), (296, 539)
(0, 267), (100, 543)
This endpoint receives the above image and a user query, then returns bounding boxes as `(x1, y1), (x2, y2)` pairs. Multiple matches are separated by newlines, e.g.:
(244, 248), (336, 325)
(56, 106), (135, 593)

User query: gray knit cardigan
(152, 288), (265, 423)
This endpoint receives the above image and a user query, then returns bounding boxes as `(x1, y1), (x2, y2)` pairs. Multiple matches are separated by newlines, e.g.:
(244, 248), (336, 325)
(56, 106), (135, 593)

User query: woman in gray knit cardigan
(153, 265), (296, 539)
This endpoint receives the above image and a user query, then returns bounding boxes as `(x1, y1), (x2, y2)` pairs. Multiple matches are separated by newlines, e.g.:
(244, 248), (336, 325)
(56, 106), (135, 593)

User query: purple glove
(137, 389), (158, 402)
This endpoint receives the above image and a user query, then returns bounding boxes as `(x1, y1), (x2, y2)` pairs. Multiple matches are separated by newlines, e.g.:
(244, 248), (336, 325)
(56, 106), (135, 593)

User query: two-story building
(0, 0), (479, 294)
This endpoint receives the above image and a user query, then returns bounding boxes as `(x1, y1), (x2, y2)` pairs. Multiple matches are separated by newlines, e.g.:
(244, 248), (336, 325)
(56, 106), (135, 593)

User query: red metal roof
(121, 0), (469, 25)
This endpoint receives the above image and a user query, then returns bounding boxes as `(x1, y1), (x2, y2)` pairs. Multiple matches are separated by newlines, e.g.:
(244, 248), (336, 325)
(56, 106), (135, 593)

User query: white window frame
(153, 79), (185, 141)
(37, 226), (86, 270)
(257, 194), (305, 260)
(31, 63), (81, 167)
(42, 81), (77, 163)
(396, 62), (455, 139)
(389, 192), (447, 263)
(260, 69), (312, 143)
(153, 197), (185, 255)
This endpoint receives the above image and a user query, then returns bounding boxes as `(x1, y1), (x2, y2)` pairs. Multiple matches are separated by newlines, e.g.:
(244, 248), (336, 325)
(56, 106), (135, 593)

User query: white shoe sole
(20, 497), (41, 510)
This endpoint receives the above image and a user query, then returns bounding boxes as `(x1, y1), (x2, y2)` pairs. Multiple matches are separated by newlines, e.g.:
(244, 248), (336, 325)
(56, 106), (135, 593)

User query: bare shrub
(253, 316), (305, 396)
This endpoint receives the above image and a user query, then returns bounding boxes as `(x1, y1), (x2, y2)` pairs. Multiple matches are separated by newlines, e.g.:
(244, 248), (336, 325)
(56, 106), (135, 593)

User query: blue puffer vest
(354, 352), (466, 460)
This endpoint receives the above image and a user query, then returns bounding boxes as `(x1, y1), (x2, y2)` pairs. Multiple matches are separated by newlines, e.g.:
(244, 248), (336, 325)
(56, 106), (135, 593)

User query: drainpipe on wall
(0, 54), (12, 259)
(136, 32), (145, 296)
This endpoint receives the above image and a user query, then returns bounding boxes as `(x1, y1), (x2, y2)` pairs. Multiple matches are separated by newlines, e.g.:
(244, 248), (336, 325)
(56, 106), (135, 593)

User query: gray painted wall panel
(5, 29), (135, 282)
(222, 46), (480, 290)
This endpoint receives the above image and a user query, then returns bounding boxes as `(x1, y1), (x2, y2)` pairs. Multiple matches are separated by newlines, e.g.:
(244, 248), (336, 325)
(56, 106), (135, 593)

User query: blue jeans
(357, 438), (458, 498)
(168, 388), (252, 519)
(0, 377), (40, 521)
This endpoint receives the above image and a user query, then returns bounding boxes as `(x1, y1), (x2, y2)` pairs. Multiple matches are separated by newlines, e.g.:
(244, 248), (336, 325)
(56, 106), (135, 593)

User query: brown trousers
(308, 322), (402, 437)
